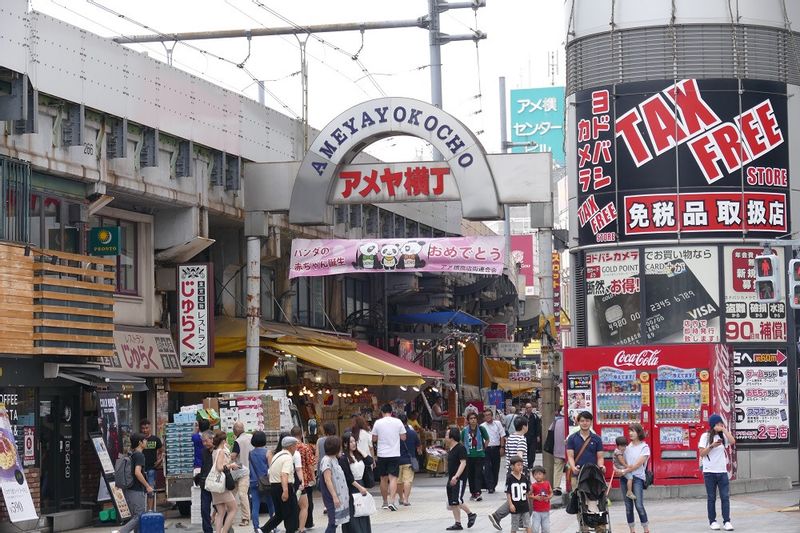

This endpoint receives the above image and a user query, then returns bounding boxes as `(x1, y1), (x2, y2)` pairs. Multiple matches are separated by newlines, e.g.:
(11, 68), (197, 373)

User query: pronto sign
(290, 97), (500, 224)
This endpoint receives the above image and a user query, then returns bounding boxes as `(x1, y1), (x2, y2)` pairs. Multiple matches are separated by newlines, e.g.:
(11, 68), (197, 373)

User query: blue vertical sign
(509, 86), (566, 166)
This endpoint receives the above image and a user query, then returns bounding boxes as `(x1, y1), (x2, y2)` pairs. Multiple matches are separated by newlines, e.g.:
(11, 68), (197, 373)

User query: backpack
(114, 454), (135, 489)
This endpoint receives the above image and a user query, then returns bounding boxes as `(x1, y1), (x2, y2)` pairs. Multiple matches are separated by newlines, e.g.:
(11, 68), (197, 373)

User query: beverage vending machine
(563, 344), (734, 485)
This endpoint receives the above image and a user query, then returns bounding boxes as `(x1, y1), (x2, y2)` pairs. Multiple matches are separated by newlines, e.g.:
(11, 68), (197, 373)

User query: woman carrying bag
(248, 431), (275, 533)
(320, 436), (351, 533)
(340, 431), (374, 533)
(210, 430), (239, 533)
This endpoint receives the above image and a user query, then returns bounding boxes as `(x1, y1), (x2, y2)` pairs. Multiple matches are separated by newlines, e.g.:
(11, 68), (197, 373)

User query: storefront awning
(265, 341), (424, 386)
(103, 327), (182, 377)
(482, 358), (538, 393)
(355, 341), (443, 380)
(214, 317), (356, 354)
(170, 354), (276, 393)
(44, 363), (148, 392)
(390, 310), (486, 327)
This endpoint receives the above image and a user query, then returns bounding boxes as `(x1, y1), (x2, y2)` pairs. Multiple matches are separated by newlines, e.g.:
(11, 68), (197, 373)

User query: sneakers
(474, 495), (483, 502)
(626, 490), (636, 500)
(467, 513), (477, 528)
(553, 488), (563, 496)
(710, 522), (721, 530)
(488, 513), (501, 531)
(382, 503), (389, 510)
(446, 523), (464, 530)
(723, 522), (734, 531)
(388, 503), (398, 512)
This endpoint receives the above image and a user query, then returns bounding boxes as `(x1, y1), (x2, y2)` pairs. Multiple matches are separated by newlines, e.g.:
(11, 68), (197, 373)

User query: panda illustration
(379, 243), (401, 270)
(352, 242), (380, 269)
(398, 240), (426, 269)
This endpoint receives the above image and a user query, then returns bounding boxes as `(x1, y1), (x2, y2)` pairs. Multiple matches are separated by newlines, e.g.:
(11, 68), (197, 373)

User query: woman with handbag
(614, 423), (651, 533)
(210, 430), (239, 533)
(248, 431), (275, 533)
(320, 436), (351, 533)
(340, 431), (373, 533)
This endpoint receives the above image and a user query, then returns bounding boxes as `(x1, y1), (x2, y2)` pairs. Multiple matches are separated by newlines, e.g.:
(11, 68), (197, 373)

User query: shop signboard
(510, 86), (566, 165)
(177, 264), (214, 367)
(510, 235), (535, 296)
(508, 369), (532, 382)
(0, 404), (37, 522)
(585, 248), (641, 346)
(88, 226), (120, 256)
(575, 79), (789, 246)
(732, 347), (793, 446)
(484, 323), (508, 341)
(289, 236), (505, 278)
(553, 251), (562, 328)
(643, 247), (720, 343)
(723, 247), (787, 343)
(497, 342), (524, 358)
(566, 374), (592, 420)
(104, 328), (182, 376)
(330, 161), (460, 203)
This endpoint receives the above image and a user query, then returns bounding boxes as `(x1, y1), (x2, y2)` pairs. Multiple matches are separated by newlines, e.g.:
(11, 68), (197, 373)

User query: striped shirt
(505, 434), (528, 470)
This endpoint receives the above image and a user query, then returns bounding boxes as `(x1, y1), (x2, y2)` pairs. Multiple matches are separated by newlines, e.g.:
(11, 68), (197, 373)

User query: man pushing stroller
(566, 411), (607, 533)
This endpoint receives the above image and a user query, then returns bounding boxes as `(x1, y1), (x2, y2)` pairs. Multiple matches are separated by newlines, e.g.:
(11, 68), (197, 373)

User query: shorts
(511, 512), (531, 530)
(376, 456), (401, 478)
(446, 480), (464, 507)
(398, 464), (415, 484)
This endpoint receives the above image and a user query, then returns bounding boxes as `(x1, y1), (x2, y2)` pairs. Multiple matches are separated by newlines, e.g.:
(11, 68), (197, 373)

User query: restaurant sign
(101, 328), (182, 376)
(177, 264), (214, 367)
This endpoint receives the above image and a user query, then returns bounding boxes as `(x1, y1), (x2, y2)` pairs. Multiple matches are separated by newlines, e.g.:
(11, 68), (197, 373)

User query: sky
(32, 0), (566, 161)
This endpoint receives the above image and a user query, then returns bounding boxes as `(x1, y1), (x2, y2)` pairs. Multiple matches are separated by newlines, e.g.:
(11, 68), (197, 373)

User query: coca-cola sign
(613, 349), (661, 368)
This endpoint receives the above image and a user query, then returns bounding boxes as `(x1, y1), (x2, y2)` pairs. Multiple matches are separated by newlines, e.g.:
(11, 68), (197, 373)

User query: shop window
(90, 216), (139, 295)
(293, 277), (326, 328)
(31, 194), (83, 253)
(0, 156), (31, 244)
(344, 278), (370, 318)
(0, 387), (37, 467)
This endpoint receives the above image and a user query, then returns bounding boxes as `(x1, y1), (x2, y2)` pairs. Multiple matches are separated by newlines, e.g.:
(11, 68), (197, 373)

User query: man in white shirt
(372, 403), (407, 511)
(481, 408), (506, 493)
(229, 421), (253, 528)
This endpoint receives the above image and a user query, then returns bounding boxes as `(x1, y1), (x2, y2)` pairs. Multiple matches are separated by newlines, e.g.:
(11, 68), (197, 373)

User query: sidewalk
(70, 480), (800, 532)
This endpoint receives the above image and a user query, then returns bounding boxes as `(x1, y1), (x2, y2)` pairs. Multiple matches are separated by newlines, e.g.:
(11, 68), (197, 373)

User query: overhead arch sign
(289, 97), (501, 225)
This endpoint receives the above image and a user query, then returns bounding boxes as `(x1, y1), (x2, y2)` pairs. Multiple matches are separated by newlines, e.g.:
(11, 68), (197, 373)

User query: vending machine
(564, 344), (734, 485)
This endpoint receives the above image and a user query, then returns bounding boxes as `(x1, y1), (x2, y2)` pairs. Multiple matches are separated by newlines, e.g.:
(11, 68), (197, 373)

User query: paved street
(72, 474), (799, 532)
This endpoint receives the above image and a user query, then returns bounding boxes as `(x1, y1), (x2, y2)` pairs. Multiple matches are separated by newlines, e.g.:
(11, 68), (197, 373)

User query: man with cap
(699, 414), (736, 531)
(261, 436), (300, 533)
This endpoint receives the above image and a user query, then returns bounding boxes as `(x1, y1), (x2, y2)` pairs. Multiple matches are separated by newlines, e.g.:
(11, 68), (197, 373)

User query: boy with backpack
(114, 433), (153, 533)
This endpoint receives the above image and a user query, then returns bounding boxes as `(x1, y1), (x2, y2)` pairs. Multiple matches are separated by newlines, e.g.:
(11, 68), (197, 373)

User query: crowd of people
(114, 403), (735, 533)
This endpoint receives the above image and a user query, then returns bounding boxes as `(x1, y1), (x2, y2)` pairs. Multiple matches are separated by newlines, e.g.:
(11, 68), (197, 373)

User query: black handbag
(258, 474), (271, 492)
(361, 456), (375, 489)
(643, 466), (654, 489)
(223, 467), (236, 491)
(565, 491), (580, 514)
(543, 428), (555, 455)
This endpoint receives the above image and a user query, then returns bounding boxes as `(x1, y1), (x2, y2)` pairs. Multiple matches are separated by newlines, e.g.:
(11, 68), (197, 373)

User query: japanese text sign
(510, 87), (565, 165)
(104, 329), (182, 376)
(177, 264), (214, 367)
(289, 236), (505, 279)
(585, 248), (641, 346)
(510, 235), (535, 296)
(330, 162), (459, 204)
(575, 79), (790, 245)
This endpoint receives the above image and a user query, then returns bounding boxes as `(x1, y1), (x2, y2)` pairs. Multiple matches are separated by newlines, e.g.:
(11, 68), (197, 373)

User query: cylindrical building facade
(566, 0), (800, 483)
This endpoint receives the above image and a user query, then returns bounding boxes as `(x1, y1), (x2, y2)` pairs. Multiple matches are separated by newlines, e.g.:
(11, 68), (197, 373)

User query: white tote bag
(353, 492), (377, 517)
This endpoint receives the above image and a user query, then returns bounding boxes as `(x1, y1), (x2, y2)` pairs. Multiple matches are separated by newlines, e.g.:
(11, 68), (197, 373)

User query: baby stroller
(574, 464), (611, 532)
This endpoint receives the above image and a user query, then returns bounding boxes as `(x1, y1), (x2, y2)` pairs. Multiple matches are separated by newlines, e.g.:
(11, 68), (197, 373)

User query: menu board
(585, 249), (641, 345)
(596, 367), (641, 424)
(89, 432), (131, 520)
(566, 374), (593, 420)
(644, 247), (720, 343)
(732, 347), (791, 445)
(723, 247), (787, 343)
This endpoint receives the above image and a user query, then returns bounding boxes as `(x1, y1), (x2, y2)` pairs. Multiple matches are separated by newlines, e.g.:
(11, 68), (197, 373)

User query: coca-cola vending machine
(564, 344), (734, 485)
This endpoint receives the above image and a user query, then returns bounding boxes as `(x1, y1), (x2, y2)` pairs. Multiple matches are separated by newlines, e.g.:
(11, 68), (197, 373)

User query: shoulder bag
(361, 455), (375, 488)
(204, 450), (226, 493)
(223, 466), (236, 490)
(565, 436), (592, 515)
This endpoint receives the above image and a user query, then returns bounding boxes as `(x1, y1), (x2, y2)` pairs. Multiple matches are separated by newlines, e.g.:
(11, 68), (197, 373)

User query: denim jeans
(620, 477), (648, 528)
(703, 472), (730, 524)
(250, 483), (275, 531)
(531, 510), (550, 533)
(201, 488), (213, 533)
(146, 469), (157, 489)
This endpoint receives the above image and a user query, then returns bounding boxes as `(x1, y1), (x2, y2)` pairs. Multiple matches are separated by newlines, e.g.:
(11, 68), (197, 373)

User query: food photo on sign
(575, 78), (790, 246)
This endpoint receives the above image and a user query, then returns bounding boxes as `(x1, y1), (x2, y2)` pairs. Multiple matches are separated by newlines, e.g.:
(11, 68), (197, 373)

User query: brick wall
(0, 467), (40, 521)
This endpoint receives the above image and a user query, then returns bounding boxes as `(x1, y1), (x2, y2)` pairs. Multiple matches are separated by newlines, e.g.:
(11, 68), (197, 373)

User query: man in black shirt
(119, 433), (153, 533)
(445, 427), (477, 530)
(195, 430), (214, 533)
(524, 403), (541, 470)
(140, 419), (163, 490)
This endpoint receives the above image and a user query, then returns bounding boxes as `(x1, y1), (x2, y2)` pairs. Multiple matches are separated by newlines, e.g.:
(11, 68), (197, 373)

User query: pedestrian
(318, 422), (338, 474)
(320, 436), (351, 533)
(460, 412), (489, 501)
(193, 419), (211, 470)
(398, 413), (420, 506)
(445, 426), (477, 530)
(408, 411), (423, 433)
(293, 425), (317, 532)
(261, 436), (301, 533)
(699, 414), (736, 531)
(340, 431), (373, 533)
(480, 408), (506, 494)
(196, 430), (215, 533)
(139, 418), (163, 491)
(530, 466), (552, 533)
(503, 406), (518, 437)
(505, 457), (531, 533)
(523, 403), (541, 470)
(566, 411), (605, 533)
(615, 423), (650, 533)
(351, 416), (374, 460)
(230, 421), (253, 528)
(211, 430), (240, 533)
(543, 408), (566, 496)
(371, 404), (407, 511)
(248, 430), (275, 533)
(118, 432), (154, 533)
(487, 416), (529, 531)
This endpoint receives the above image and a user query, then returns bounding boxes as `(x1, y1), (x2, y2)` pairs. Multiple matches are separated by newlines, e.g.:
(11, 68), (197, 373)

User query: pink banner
(289, 236), (506, 278)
